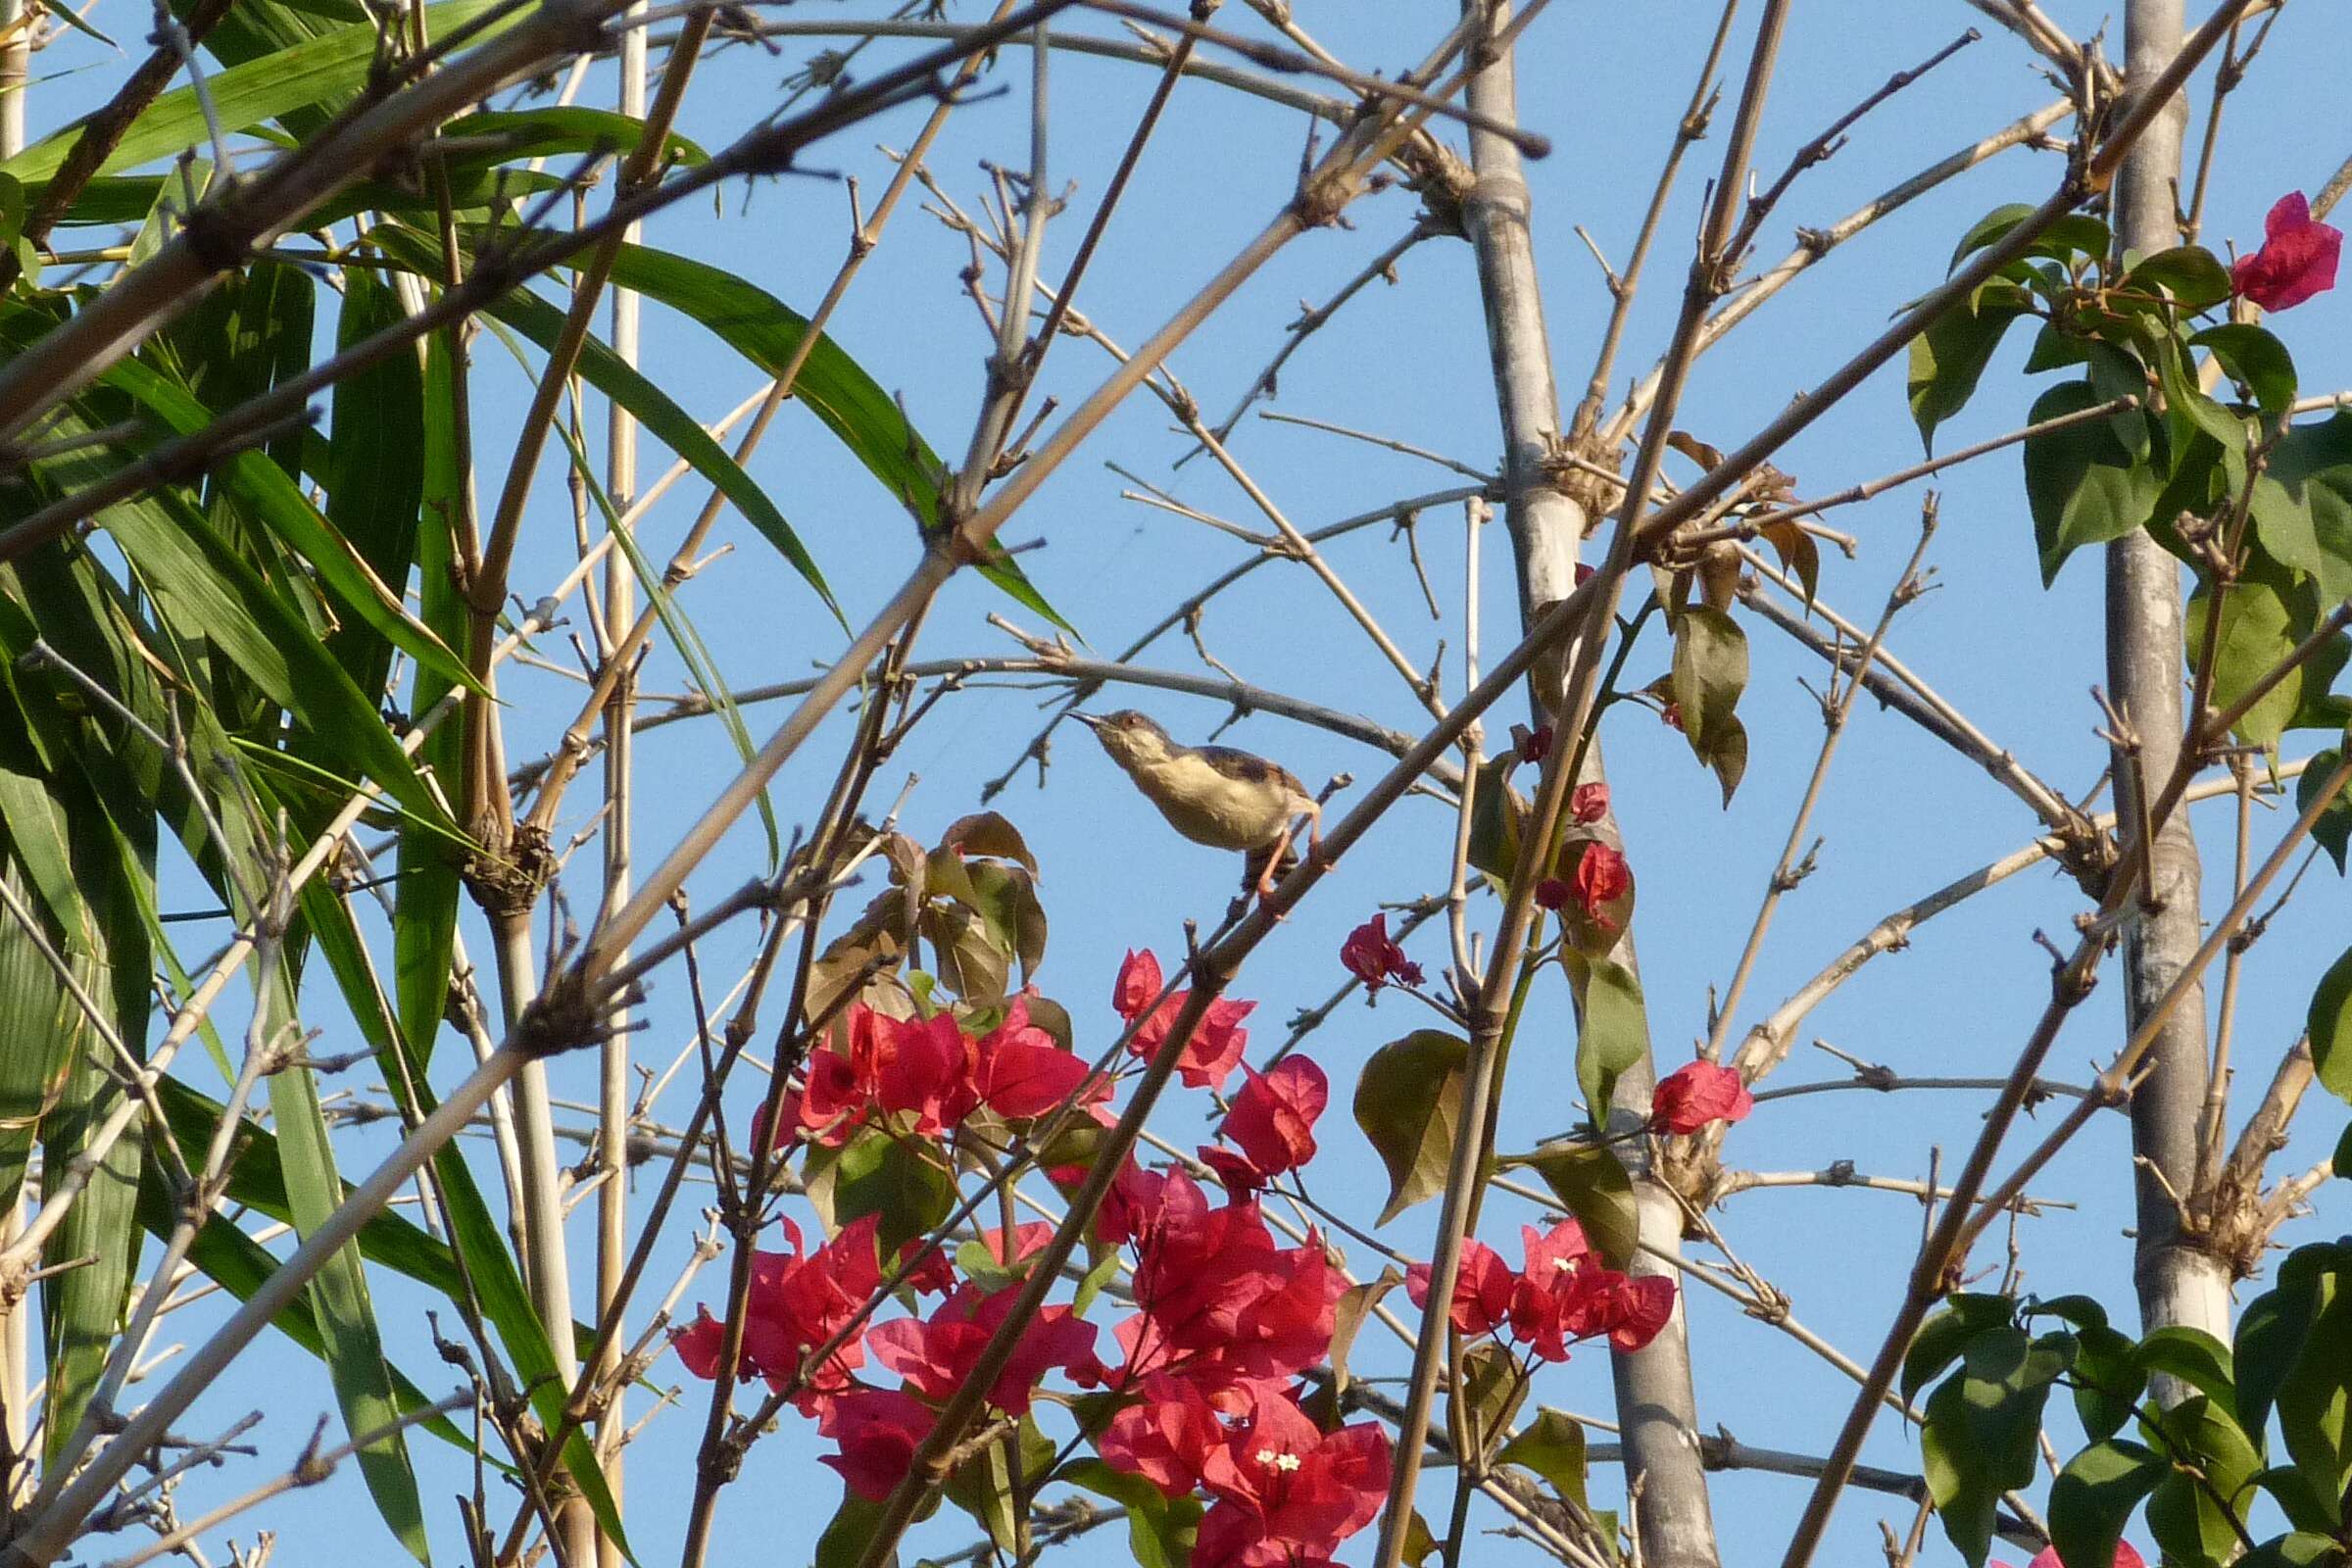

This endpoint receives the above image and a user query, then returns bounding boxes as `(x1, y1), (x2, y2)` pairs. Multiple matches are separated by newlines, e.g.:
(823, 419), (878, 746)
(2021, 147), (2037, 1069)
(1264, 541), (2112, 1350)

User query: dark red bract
(1193, 1390), (1391, 1568)
(817, 1388), (933, 1500)
(1405, 1239), (1516, 1336)
(1118, 949), (1255, 1091)
(1216, 1057), (1327, 1183)
(2231, 192), (2341, 312)
(1572, 842), (1632, 928)
(1649, 1058), (1754, 1135)
(1339, 913), (1424, 993)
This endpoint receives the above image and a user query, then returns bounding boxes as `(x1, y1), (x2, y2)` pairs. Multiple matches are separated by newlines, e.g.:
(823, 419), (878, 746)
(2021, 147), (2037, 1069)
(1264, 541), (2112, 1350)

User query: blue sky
(20, 1), (2352, 1564)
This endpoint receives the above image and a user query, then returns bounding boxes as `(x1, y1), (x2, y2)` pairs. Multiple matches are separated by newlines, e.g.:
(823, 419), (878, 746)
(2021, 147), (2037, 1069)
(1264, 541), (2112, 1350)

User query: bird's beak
(1069, 711), (1106, 731)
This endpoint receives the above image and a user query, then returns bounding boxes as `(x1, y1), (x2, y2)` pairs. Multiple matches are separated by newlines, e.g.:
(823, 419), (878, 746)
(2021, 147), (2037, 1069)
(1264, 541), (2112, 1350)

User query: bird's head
(1073, 709), (1175, 768)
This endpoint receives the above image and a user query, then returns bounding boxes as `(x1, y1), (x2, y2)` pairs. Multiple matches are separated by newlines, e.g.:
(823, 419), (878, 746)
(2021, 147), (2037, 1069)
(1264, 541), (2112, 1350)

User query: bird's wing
(1191, 746), (1310, 801)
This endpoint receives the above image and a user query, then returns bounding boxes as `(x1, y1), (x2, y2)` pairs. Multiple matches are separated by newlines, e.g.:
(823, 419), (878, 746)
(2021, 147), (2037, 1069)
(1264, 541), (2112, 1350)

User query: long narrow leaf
(1, 0), (515, 190)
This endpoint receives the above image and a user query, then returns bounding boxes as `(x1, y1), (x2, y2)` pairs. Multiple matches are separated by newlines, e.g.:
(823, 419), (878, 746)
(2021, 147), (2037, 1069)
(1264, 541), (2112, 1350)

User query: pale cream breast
(1133, 754), (1302, 849)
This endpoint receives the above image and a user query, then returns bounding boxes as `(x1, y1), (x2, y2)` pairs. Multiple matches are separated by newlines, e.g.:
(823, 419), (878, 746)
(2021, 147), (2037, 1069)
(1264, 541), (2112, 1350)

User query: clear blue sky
(24, 1), (2352, 1564)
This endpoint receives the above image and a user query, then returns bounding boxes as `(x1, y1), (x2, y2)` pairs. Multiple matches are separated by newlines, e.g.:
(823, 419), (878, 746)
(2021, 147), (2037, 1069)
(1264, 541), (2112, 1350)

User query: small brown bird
(1073, 710), (1322, 897)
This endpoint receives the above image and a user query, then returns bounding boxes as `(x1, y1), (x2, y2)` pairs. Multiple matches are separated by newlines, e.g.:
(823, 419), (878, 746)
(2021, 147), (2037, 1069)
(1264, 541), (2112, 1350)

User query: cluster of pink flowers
(1091, 1163), (1389, 1566)
(1406, 1217), (1676, 1364)
(787, 997), (1105, 1148)
(669, 931), (1726, 1566)
(1113, 949), (1257, 1091)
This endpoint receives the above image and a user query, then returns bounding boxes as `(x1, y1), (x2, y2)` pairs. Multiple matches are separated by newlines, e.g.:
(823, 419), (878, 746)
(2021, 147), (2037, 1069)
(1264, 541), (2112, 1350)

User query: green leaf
(1509, 1143), (1638, 1269)
(522, 231), (1067, 630)
(2298, 752), (2352, 874)
(1352, 1030), (1469, 1226)
(2124, 246), (2235, 312)
(2237, 1245), (2346, 1443)
(2144, 1396), (2263, 1568)
(1498, 1407), (1592, 1514)
(1904, 1294), (2017, 1405)
(1908, 285), (2030, 451)
(393, 318), (463, 1065)
(2337, 1123), (2352, 1181)
(2026, 379), (2167, 584)
(2049, 1440), (2165, 1568)
(2186, 577), (2308, 749)
(1456, 1339), (1532, 1458)
(2193, 323), (2298, 417)
(1947, 205), (2109, 273)
(2308, 944), (2352, 1105)
(1062, 1459), (1201, 1568)
(1669, 608), (1748, 804)
(816, 1493), (895, 1568)
(440, 107), (710, 169)
(2135, 1325), (2237, 1418)
(131, 1158), (474, 1452)
(266, 1022), (431, 1561)
(1, 0), (519, 191)
(804, 1126), (957, 1252)
(2275, 1266), (2352, 1513)
(1559, 952), (1648, 1134)
(2236, 1534), (2350, 1568)
(368, 227), (847, 625)
(2267, 414), (2352, 603)
(1925, 1328), (2070, 1567)
(37, 788), (150, 1470)
(321, 268), (429, 699)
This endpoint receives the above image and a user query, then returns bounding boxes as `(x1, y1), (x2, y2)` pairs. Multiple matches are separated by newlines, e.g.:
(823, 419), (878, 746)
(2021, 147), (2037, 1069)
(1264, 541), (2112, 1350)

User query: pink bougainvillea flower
(1195, 1145), (1270, 1199)
(972, 997), (1097, 1119)
(1113, 949), (1164, 1020)
(739, 1214), (885, 1409)
(1405, 1238), (1517, 1338)
(867, 1282), (1101, 1415)
(1532, 878), (1571, 911)
(817, 1388), (934, 1500)
(1572, 843), (1632, 929)
(1570, 781), (1610, 824)
(868, 1009), (977, 1137)
(1648, 1059), (1753, 1135)
(2231, 192), (2341, 312)
(669, 1306), (742, 1381)
(894, 1240), (957, 1297)
(1128, 992), (1255, 1091)
(1339, 914), (1424, 993)
(1112, 1171), (1342, 1397)
(2001, 1545), (2145, 1568)
(1218, 1057), (1327, 1180)
(1581, 1270), (1679, 1352)
(1098, 1372), (1226, 1498)
(1662, 701), (1686, 732)
(1194, 1390), (1391, 1568)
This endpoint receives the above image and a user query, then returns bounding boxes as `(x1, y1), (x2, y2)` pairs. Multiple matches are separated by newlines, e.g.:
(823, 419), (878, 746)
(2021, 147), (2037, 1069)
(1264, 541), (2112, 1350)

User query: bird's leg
(1303, 802), (1332, 869)
(1254, 821), (1297, 900)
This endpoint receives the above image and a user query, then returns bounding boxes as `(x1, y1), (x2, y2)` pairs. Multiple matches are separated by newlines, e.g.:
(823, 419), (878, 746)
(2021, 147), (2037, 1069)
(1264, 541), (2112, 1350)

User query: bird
(1071, 710), (1323, 898)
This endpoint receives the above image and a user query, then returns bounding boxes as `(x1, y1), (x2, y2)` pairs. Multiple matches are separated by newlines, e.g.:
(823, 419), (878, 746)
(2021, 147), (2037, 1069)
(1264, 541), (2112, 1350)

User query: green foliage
(1505, 1142), (1638, 1269)
(1667, 607), (1748, 804)
(2025, 379), (2167, 585)
(1352, 1030), (1470, 1226)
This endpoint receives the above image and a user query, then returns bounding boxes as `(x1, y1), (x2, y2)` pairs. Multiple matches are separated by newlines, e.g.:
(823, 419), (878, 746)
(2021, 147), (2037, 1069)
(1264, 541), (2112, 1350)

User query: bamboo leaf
(1, 0), (518, 190)
(132, 1154), (475, 1452)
